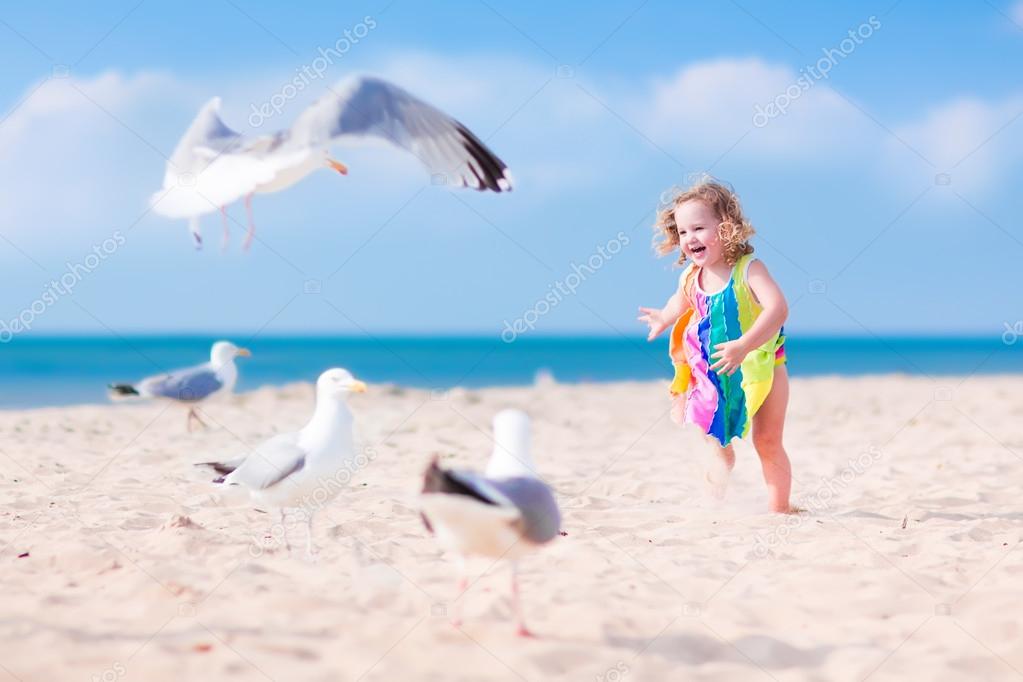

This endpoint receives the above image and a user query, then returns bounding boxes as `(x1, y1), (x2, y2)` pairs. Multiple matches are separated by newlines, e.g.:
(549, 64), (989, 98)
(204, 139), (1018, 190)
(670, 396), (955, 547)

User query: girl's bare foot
(704, 444), (735, 500)
(705, 470), (728, 499)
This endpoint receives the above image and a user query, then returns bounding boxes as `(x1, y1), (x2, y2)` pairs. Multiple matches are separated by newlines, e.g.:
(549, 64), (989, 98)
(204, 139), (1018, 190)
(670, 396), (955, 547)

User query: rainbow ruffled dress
(667, 254), (786, 446)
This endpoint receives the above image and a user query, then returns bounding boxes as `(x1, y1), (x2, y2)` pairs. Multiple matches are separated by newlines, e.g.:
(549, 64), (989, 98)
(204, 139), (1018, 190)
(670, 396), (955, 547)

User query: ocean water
(0, 335), (1018, 409)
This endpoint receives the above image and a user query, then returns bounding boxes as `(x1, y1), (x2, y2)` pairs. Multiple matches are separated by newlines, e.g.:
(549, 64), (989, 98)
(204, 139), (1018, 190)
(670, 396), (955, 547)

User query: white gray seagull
(196, 368), (367, 558)
(151, 74), (514, 250)
(419, 409), (561, 637)
(108, 340), (251, 431)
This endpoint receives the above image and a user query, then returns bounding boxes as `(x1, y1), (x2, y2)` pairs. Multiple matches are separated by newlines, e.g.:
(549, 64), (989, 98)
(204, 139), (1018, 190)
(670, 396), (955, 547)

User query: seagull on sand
(419, 409), (561, 637)
(196, 368), (367, 558)
(108, 340), (250, 431)
(151, 74), (514, 250)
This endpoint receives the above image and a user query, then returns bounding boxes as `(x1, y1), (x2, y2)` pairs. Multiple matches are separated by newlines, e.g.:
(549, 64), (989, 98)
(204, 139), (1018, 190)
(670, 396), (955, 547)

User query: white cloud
(0, 71), (190, 241)
(639, 57), (868, 160)
(634, 57), (1023, 194)
(0, 71), (171, 145)
(372, 51), (552, 118)
(890, 95), (1023, 193)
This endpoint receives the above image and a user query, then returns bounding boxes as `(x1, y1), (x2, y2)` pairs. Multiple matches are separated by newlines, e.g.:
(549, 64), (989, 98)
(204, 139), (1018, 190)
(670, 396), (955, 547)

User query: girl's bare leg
(675, 392), (735, 498)
(752, 365), (793, 513)
(706, 442), (735, 499)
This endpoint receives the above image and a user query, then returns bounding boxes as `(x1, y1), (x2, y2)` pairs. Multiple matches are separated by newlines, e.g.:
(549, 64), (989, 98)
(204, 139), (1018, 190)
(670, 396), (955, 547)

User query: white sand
(1, 376), (1021, 681)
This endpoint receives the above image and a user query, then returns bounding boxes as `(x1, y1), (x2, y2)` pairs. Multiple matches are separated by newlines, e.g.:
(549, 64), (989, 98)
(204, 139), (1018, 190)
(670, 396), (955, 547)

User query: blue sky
(0, 1), (1021, 339)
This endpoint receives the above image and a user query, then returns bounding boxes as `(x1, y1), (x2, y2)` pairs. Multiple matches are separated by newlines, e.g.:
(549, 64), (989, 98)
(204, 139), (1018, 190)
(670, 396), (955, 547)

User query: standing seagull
(420, 409), (561, 637)
(151, 75), (514, 250)
(108, 340), (250, 431)
(197, 368), (367, 558)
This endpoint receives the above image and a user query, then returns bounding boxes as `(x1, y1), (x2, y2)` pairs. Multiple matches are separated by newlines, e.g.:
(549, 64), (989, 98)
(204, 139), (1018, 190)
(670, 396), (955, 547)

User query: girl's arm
(740, 260), (788, 348)
(639, 284), (692, 341)
(710, 260), (788, 374)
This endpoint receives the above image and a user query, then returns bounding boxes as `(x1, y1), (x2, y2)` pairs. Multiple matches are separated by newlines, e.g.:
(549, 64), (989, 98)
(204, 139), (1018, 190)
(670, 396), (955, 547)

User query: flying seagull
(108, 340), (250, 431)
(419, 409), (561, 637)
(196, 368), (367, 558)
(151, 74), (514, 250)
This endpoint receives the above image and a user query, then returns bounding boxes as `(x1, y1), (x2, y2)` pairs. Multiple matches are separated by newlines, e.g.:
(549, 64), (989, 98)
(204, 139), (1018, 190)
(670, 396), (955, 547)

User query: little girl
(638, 180), (794, 513)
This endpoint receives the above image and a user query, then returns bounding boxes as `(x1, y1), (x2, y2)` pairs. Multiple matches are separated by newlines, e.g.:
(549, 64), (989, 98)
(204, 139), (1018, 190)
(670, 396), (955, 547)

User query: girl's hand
(710, 338), (751, 376)
(638, 306), (671, 341)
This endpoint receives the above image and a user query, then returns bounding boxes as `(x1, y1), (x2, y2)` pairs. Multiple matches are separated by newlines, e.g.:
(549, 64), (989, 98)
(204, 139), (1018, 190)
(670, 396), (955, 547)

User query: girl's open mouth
(690, 246), (706, 255)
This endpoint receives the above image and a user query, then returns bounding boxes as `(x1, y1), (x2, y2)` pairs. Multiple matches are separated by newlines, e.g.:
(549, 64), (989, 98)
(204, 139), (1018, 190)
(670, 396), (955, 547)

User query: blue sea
(0, 335), (1018, 409)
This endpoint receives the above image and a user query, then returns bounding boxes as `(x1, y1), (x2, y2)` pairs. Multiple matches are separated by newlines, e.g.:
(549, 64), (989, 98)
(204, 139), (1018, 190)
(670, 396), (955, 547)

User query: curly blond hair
(653, 179), (755, 267)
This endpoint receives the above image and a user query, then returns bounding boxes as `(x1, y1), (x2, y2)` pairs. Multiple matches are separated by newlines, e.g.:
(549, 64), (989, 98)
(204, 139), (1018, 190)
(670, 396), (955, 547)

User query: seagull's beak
(348, 379), (367, 393)
(236, 348), (252, 357)
(327, 158), (348, 175)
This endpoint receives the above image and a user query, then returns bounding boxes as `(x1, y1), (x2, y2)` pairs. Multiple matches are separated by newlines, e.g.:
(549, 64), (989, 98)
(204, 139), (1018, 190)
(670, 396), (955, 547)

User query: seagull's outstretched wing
(151, 97), (277, 218)
(138, 363), (224, 402)
(290, 75), (513, 192)
(222, 434), (307, 491)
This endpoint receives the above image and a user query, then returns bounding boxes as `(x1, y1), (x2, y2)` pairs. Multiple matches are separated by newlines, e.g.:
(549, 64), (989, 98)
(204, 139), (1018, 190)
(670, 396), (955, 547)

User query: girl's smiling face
(674, 200), (724, 266)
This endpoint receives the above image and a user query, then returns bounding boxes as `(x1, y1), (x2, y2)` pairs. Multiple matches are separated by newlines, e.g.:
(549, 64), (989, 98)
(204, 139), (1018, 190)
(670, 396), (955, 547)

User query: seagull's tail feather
(419, 457), (445, 533)
(195, 454), (248, 480)
(420, 455), (445, 493)
(107, 383), (140, 400)
(195, 461), (238, 476)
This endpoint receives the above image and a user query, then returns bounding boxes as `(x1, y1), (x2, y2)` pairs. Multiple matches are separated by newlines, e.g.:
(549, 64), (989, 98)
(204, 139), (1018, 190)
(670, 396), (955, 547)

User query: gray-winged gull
(150, 74), (514, 250)
(420, 409), (561, 636)
(108, 340), (251, 431)
(196, 368), (367, 558)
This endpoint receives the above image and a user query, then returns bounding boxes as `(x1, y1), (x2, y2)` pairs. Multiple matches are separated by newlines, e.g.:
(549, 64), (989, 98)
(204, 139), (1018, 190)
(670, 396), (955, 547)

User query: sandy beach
(1, 375), (1021, 681)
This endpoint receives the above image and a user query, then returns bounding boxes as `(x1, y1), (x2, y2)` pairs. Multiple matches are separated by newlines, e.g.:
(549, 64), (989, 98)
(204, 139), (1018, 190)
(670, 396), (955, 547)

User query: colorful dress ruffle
(667, 254), (786, 446)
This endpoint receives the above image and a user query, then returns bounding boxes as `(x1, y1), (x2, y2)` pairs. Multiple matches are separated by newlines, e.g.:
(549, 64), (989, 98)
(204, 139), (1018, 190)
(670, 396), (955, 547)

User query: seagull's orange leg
(187, 407), (208, 431)
(511, 562), (535, 637)
(243, 193), (256, 251)
(450, 555), (467, 628)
